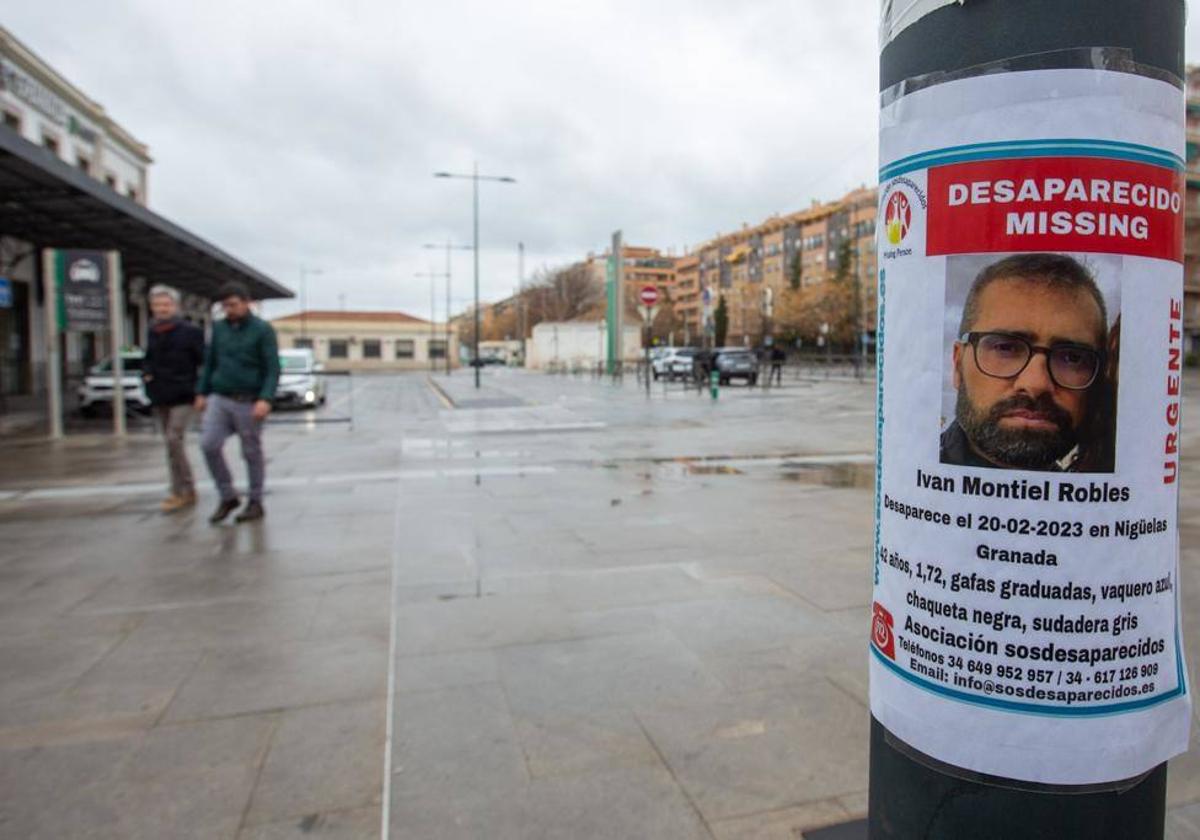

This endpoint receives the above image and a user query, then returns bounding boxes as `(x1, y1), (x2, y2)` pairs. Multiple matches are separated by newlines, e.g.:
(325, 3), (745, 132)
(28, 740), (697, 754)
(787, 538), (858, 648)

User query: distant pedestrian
(195, 283), (280, 524)
(143, 285), (205, 513)
(769, 345), (785, 386)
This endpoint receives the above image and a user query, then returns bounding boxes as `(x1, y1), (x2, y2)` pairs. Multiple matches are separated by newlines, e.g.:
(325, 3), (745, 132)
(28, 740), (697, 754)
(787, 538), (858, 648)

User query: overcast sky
(8, 3), (1200, 321)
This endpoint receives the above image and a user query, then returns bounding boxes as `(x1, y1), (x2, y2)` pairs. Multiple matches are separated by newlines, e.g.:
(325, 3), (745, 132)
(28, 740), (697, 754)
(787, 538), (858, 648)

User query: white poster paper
(871, 68), (1191, 785)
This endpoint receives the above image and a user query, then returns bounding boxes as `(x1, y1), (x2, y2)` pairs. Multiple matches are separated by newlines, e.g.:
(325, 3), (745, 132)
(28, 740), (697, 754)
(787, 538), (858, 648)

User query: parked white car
(274, 348), (327, 408)
(78, 351), (151, 416)
(662, 348), (700, 381)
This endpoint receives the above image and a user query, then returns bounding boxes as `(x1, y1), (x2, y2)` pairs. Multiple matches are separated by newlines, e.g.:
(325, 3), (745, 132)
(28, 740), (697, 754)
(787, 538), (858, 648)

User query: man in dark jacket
(143, 285), (205, 512)
(195, 282), (280, 524)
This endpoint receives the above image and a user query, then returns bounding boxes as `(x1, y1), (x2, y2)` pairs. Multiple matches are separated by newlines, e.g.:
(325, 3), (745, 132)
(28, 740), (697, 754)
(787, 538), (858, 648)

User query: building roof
(273, 310), (430, 324)
(0, 124), (290, 300)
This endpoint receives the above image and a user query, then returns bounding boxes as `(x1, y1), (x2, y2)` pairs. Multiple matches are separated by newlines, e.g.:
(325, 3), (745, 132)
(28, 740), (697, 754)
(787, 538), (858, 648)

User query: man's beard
(956, 387), (1078, 470)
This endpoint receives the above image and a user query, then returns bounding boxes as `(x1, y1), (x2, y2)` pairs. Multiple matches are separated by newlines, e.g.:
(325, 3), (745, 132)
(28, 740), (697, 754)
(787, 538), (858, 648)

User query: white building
(0, 30), (150, 204)
(526, 320), (642, 370)
(0, 26), (288, 425)
(272, 311), (459, 371)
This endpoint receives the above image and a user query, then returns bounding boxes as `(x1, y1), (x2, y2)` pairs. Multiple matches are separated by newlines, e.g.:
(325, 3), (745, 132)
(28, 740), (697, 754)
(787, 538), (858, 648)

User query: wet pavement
(0, 369), (1198, 839)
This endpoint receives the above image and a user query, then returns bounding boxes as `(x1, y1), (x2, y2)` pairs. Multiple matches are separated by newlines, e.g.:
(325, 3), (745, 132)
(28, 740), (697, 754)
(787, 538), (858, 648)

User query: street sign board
(0, 277), (11, 308)
(59, 250), (109, 331)
(639, 285), (659, 306)
(637, 304), (659, 322)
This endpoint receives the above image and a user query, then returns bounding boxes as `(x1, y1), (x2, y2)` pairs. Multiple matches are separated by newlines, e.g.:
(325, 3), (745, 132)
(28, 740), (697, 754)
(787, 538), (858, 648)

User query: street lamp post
(434, 163), (517, 388)
(299, 266), (323, 343)
(424, 241), (473, 375)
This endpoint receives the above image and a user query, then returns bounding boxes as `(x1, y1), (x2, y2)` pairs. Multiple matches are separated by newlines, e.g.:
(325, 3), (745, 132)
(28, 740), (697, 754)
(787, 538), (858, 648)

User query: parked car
(78, 351), (151, 416)
(651, 347), (678, 380)
(651, 347), (697, 380)
(691, 348), (758, 386)
(274, 348), (326, 408)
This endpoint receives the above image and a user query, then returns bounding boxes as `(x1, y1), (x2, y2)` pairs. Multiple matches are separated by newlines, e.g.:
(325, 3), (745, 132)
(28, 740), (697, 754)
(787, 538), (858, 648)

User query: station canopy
(0, 125), (291, 300)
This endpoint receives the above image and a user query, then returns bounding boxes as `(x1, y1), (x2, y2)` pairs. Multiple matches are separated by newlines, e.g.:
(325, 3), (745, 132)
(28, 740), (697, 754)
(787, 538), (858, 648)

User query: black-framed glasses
(959, 331), (1103, 391)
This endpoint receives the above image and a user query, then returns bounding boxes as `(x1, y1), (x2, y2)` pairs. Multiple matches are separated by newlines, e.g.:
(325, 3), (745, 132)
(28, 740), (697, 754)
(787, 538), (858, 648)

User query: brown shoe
(161, 492), (197, 513)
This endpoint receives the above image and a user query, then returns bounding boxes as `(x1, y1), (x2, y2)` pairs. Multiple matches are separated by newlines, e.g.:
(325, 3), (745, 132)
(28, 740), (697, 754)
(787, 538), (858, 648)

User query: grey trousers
(155, 404), (195, 497)
(200, 395), (266, 503)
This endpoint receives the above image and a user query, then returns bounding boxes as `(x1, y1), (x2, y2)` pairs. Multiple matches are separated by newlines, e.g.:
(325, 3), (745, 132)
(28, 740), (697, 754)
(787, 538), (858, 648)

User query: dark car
(691, 348), (759, 386)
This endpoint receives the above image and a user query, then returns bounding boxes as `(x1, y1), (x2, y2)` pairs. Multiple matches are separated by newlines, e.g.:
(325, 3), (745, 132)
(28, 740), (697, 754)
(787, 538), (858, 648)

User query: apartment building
(584, 245), (677, 307)
(683, 186), (879, 346)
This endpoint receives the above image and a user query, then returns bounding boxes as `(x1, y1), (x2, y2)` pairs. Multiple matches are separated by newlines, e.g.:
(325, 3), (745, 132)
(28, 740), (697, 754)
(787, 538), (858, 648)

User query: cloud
(6, 2), (1199, 319)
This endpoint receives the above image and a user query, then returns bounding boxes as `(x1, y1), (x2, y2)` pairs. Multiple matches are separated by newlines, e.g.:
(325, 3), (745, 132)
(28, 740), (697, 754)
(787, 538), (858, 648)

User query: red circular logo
(885, 191), (911, 245)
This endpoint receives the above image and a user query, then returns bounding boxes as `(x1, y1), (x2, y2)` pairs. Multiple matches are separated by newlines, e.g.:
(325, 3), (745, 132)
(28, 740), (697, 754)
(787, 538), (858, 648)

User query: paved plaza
(1, 369), (1199, 839)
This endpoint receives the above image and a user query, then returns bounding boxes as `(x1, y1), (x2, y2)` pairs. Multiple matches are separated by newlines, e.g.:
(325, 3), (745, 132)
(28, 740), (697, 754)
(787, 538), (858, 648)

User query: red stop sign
(639, 285), (659, 306)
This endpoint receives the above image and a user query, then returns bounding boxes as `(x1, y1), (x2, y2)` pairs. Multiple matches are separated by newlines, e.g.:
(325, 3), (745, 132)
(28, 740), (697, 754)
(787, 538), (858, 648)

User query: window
(42, 133), (60, 156)
(2, 110), (19, 131)
(362, 339), (381, 359)
(105, 173), (118, 189)
(76, 155), (90, 174)
(395, 339), (415, 359)
(328, 339), (349, 358)
(293, 338), (313, 350)
(429, 340), (447, 359)
(127, 187), (139, 203)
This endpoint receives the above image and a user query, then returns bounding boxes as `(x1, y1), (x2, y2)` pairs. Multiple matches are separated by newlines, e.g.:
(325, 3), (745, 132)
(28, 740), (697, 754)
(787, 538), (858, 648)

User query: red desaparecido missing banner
(927, 157), (1185, 262)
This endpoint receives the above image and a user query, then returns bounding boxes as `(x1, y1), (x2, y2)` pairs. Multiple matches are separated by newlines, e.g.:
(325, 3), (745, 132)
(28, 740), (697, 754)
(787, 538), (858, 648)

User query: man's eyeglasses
(959, 331), (1103, 391)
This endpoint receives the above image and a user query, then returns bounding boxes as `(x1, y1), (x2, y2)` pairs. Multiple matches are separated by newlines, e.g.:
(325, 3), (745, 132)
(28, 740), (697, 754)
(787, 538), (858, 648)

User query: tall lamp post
(299, 266), (323, 344)
(434, 163), (517, 388)
(423, 241), (473, 375)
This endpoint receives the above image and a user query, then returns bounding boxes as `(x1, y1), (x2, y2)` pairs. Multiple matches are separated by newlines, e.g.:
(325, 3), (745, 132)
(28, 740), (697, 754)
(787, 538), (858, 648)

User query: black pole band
(872, 2), (1182, 837)
(869, 718), (1167, 839)
(881, 0), (1184, 94)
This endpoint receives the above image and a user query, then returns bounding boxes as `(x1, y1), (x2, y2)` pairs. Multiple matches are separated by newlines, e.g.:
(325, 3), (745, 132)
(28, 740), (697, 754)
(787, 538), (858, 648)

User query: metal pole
(430, 269), (436, 372)
(643, 311), (650, 397)
(445, 242), (452, 375)
(301, 268), (307, 342)
(871, 2), (1183, 837)
(108, 251), (125, 437)
(473, 162), (481, 389)
(41, 249), (62, 440)
(518, 241), (525, 366)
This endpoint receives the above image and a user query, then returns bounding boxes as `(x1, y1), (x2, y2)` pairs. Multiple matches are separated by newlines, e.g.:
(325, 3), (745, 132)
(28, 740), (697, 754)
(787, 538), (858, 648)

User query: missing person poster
(871, 67), (1191, 785)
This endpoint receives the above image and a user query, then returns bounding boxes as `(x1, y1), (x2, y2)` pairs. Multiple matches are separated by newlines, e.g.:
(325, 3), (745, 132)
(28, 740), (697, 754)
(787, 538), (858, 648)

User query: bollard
(870, 1), (1189, 837)
(709, 369), (719, 400)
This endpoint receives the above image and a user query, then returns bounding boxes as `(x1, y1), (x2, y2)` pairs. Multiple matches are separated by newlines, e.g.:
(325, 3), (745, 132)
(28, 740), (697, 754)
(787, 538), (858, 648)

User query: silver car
(274, 349), (327, 408)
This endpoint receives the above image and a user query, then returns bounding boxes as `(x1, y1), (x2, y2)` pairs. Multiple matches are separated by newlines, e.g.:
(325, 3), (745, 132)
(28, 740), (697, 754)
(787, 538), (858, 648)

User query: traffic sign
(639, 285), (659, 306)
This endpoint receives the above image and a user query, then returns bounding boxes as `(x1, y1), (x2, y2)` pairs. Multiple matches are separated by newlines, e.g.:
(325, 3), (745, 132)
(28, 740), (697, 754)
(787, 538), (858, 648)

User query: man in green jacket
(195, 282), (280, 523)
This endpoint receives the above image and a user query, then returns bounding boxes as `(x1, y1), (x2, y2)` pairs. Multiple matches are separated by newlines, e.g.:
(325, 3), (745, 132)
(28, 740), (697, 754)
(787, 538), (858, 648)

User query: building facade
(0, 26), (286, 423)
(682, 185), (879, 347)
(526, 320), (642, 370)
(272, 311), (458, 371)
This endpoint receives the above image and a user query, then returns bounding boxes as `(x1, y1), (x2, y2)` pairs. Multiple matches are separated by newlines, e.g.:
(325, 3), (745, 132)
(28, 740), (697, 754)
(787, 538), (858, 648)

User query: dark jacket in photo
(144, 318), (205, 406)
(197, 314), (280, 401)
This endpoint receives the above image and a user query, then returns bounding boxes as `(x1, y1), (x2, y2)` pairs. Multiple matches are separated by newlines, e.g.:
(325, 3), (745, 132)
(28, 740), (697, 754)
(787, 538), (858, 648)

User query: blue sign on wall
(0, 277), (11, 309)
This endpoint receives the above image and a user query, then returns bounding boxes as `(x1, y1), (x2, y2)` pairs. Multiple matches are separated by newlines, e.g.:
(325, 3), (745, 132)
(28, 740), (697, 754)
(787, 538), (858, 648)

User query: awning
(724, 244), (750, 263)
(0, 125), (291, 300)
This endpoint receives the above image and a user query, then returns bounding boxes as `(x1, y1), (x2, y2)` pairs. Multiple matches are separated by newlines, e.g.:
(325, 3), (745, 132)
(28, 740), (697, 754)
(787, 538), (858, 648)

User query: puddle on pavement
(779, 461), (874, 488)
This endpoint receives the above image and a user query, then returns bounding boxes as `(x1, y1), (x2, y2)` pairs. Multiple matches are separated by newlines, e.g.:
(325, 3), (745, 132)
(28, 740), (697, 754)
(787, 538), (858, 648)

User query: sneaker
(235, 500), (265, 523)
(161, 492), (197, 513)
(209, 496), (241, 524)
